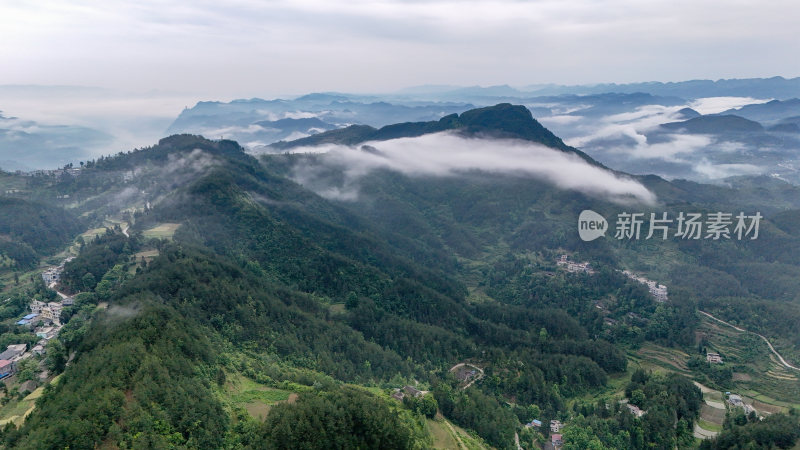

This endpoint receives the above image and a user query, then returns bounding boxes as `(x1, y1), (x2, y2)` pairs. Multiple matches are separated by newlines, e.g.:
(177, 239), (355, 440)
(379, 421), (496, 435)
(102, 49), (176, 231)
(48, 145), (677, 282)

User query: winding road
(699, 310), (799, 371)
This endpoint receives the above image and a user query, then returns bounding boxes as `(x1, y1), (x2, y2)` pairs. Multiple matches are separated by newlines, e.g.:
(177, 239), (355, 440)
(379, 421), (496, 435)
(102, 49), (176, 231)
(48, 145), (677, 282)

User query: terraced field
(142, 223), (181, 240)
(696, 314), (800, 407)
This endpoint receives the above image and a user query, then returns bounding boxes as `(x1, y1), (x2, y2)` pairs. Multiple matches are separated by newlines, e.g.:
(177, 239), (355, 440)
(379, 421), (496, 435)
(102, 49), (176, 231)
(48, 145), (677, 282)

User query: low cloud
(288, 132), (657, 205)
(689, 97), (770, 115)
(566, 104), (686, 149)
(693, 160), (764, 179)
(554, 102), (774, 181)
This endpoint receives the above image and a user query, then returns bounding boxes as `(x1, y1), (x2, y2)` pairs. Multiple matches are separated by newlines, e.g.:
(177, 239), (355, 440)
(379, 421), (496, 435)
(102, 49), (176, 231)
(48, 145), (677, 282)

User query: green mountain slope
(0, 197), (83, 269)
(1, 108), (799, 449)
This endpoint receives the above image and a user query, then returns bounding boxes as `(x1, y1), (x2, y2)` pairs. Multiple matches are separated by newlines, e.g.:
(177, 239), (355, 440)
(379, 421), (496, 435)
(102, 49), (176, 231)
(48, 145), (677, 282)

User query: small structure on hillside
(403, 385), (424, 398)
(556, 255), (594, 274)
(626, 403), (646, 417)
(707, 352), (723, 364)
(621, 270), (669, 302)
(550, 419), (563, 433)
(0, 344), (26, 362)
(525, 419), (542, 428)
(728, 394), (744, 407)
(16, 313), (39, 327)
(0, 360), (17, 379)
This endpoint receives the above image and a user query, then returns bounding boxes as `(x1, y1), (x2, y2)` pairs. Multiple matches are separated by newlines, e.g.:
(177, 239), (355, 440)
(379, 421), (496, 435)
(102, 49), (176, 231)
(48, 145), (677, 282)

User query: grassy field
(426, 416), (489, 450)
(0, 374), (62, 426)
(142, 223), (181, 240)
(80, 226), (113, 241)
(223, 373), (294, 421)
(427, 418), (462, 449)
(447, 420), (489, 450)
(133, 250), (160, 261)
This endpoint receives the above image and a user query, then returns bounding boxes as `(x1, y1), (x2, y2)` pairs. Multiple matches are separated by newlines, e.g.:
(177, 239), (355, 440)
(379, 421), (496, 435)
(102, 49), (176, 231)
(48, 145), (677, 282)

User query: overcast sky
(2, 0), (799, 97)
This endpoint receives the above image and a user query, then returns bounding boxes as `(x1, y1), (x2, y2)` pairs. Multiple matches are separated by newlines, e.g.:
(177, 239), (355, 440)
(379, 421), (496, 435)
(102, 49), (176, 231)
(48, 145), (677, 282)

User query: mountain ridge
(269, 103), (600, 165)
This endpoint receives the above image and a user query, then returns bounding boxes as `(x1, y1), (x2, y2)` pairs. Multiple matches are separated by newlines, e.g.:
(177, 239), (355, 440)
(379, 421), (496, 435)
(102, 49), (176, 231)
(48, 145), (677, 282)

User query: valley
(0, 105), (797, 449)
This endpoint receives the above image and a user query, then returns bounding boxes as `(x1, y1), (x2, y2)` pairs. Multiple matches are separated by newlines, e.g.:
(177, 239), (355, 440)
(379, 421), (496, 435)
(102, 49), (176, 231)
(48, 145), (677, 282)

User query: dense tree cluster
(700, 410), (800, 449)
(0, 198), (83, 268)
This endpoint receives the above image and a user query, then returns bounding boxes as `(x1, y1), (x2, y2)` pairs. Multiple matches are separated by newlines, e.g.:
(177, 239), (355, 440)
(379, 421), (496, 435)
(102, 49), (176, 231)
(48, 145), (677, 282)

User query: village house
(556, 255), (594, 274)
(16, 313), (39, 327)
(403, 385), (424, 398)
(35, 326), (58, 340)
(41, 268), (61, 286)
(551, 433), (563, 448)
(391, 389), (405, 401)
(728, 394), (744, 407)
(707, 352), (723, 364)
(550, 419), (563, 433)
(30, 300), (45, 314)
(40, 302), (63, 325)
(524, 419), (542, 428)
(726, 393), (756, 415)
(0, 360), (17, 379)
(0, 344), (27, 362)
(622, 270), (668, 302)
(30, 301), (63, 325)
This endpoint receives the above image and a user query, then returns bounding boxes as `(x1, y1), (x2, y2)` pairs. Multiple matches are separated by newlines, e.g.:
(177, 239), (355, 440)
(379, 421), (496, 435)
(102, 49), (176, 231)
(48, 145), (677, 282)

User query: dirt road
(699, 310), (799, 371)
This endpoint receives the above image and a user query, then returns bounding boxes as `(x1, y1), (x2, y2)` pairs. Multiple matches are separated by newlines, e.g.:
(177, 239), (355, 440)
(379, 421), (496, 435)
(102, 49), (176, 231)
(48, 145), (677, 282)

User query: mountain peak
(457, 103), (569, 149)
(271, 103), (571, 153)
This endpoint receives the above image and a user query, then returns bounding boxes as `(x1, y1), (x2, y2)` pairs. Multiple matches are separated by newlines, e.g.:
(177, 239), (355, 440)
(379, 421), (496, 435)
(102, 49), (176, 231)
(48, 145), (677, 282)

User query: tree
(81, 273), (96, 291)
(45, 339), (67, 374)
(630, 389), (645, 408)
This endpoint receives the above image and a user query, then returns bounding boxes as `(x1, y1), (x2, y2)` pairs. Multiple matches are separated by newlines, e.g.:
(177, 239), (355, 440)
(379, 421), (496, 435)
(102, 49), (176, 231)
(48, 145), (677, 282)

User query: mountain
(166, 96), (475, 149)
(520, 76), (800, 99)
(0, 196), (83, 270)
(768, 122), (800, 133)
(719, 98), (800, 125)
(1, 109), (799, 448)
(270, 103), (593, 161)
(659, 114), (764, 134)
(675, 107), (701, 120)
(392, 77), (800, 101)
(0, 113), (112, 171)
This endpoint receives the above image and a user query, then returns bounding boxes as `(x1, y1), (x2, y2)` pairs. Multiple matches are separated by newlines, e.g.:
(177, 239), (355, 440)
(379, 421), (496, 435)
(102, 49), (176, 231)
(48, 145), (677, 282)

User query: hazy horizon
(3, 1), (800, 97)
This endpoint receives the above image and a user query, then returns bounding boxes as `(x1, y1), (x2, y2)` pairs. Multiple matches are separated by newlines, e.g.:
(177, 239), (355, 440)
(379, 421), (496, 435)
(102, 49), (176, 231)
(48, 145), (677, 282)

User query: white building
(556, 255), (595, 274)
(622, 270), (668, 302)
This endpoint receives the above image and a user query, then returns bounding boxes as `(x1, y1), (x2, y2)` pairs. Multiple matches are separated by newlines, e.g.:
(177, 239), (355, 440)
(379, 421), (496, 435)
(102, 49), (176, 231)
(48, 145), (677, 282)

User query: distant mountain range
(3, 76), (800, 183)
(0, 112), (111, 171)
(396, 76), (800, 100)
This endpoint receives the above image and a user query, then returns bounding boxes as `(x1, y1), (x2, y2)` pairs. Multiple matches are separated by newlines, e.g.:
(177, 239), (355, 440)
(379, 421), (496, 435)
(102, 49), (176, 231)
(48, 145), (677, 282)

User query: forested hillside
(0, 105), (798, 448)
(0, 197), (83, 270)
